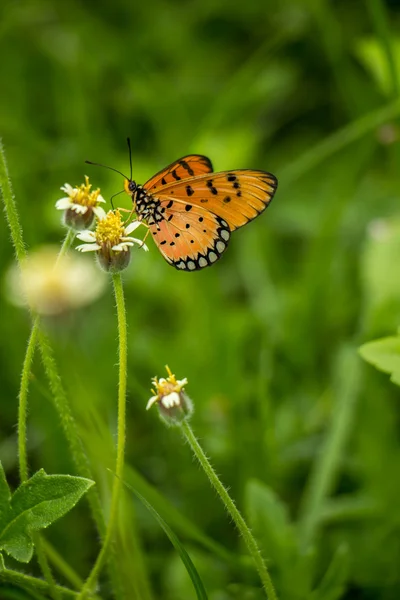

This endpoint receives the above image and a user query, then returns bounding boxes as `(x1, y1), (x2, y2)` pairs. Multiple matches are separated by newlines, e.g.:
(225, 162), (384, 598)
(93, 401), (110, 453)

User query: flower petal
(76, 230), (97, 243)
(146, 395), (159, 410)
(55, 198), (73, 210)
(96, 194), (106, 204)
(125, 221), (143, 235)
(72, 204), (88, 215)
(130, 237), (149, 251)
(93, 206), (107, 220)
(112, 242), (133, 252)
(60, 183), (75, 195)
(76, 243), (101, 253)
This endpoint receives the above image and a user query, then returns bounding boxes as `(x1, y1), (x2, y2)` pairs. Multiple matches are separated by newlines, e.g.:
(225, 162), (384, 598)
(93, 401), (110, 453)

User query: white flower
(56, 176), (106, 230)
(5, 246), (107, 315)
(75, 210), (148, 273)
(147, 366), (192, 426)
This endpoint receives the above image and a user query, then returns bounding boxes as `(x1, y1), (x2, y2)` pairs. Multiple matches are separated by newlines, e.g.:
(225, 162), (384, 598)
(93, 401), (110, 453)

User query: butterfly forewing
(147, 170), (277, 231)
(144, 155), (213, 192)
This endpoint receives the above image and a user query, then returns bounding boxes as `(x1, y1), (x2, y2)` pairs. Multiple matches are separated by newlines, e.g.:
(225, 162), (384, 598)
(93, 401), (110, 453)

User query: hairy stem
(0, 568), (79, 599)
(78, 273), (128, 597)
(181, 420), (277, 600)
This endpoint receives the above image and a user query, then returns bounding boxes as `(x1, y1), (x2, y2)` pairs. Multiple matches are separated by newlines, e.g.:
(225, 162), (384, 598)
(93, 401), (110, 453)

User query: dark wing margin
(144, 155), (213, 192)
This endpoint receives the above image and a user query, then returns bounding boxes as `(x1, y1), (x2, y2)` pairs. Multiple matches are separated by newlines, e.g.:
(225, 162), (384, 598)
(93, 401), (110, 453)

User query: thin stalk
(0, 568), (79, 599)
(57, 228), (76, 263)
(0, 138), (26, 262)
(18, 229), (75, 484)
(41, 538), (84, 590)
(1, 142), (73, 600)
(0, 141), (118, 594)
(37, 328), (106, 533)
(78, 273), (128, 598)
(34, 534), (62, 600)
(180, 420), (277, 600)
(18, 317), (39, 482)
(17, 229), (76, 600)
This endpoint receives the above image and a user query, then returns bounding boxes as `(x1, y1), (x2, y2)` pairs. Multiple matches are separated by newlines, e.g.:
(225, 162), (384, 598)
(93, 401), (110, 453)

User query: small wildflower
(56, 176), (106, 230)
(76, 209), (148, 273)
(147, 366), (193, 426)
(5, 246), (107, 315)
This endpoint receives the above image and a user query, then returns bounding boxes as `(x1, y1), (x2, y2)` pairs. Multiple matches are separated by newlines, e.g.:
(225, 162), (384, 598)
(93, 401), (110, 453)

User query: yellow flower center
(70, 176), (102, 208)
(151, 366), (187, 398)
(95, 210), (125, 247)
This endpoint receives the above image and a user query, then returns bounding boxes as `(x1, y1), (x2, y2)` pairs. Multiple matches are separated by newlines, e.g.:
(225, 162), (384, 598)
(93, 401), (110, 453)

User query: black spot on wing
(180, 160), (194, 177)
(170, 215), (231, 272)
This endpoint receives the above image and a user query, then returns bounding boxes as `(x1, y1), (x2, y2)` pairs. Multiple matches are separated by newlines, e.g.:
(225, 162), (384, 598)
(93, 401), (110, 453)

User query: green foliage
(359, 332), (400, 386)
(0, 463), (93, 563)
(123, 478), (208, 600)
(1, 0), (400, 597)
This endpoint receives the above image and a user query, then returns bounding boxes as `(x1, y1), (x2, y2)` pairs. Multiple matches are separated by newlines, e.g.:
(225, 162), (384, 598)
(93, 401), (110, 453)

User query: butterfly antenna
(109, 189), (125, 210)
(127, 137), (133, 181)
(85, 160), (129, 180)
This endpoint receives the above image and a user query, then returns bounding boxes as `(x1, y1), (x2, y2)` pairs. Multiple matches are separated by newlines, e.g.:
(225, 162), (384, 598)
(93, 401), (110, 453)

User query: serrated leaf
(359, 335), (400, 387)
(120, 475), (208, 600)
(310, 544), (349, 600)
(0, 469), (94, 562)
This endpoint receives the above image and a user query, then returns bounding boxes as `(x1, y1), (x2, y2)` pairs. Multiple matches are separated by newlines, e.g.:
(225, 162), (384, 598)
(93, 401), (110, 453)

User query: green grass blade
(120, 476), (209, 600)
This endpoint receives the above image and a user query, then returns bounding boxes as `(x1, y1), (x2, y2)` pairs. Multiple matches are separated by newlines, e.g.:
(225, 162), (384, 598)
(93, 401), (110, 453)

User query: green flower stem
(78, 273), (128, 598)
(37, 328), (106, 533)
(57, 228), (76, 262)
(17, 229), (77, 600)
(18, 316), (39, 483)
(0, 568), (79, 599)
(0, 139), (26, 263)
(0, 141), (119, 594)
(1, 142), (76, 600)
(18, 229), (75, 485)
(180, 420), (277, 600)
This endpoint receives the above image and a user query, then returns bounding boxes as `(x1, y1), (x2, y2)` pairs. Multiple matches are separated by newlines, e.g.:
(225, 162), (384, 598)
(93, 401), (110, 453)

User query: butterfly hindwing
(144, 155), (213, 192)
(149, 205), (231, 271)
(145, 169), (277, 231)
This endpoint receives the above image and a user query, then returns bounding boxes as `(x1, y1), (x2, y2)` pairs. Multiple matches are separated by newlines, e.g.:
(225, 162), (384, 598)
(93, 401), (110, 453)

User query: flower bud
(147, 367), (193, 426)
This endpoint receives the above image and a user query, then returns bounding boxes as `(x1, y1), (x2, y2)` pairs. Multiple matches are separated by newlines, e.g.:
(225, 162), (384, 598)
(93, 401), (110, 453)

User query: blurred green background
(1, 0), (400, 598)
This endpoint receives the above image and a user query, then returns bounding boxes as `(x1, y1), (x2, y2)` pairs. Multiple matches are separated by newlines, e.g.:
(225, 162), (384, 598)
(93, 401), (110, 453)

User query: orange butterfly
(88, 147), (277, 271)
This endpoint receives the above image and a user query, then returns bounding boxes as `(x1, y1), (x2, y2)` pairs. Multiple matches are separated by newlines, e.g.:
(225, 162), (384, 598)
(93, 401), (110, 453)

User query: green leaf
(0, 463), (11, 529)
(359, 334), (400, 386)
(310, 544), (349, 600)
(0, 469), (94, 562)
(121, 476), (208, 600)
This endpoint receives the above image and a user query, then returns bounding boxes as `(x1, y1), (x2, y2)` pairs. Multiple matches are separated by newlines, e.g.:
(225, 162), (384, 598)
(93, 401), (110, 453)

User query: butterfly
(87, 147), (277, 271)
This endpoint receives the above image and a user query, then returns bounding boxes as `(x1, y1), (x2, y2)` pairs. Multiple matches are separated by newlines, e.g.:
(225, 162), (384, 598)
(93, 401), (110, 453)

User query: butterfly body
(123, 154), (277, 271)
